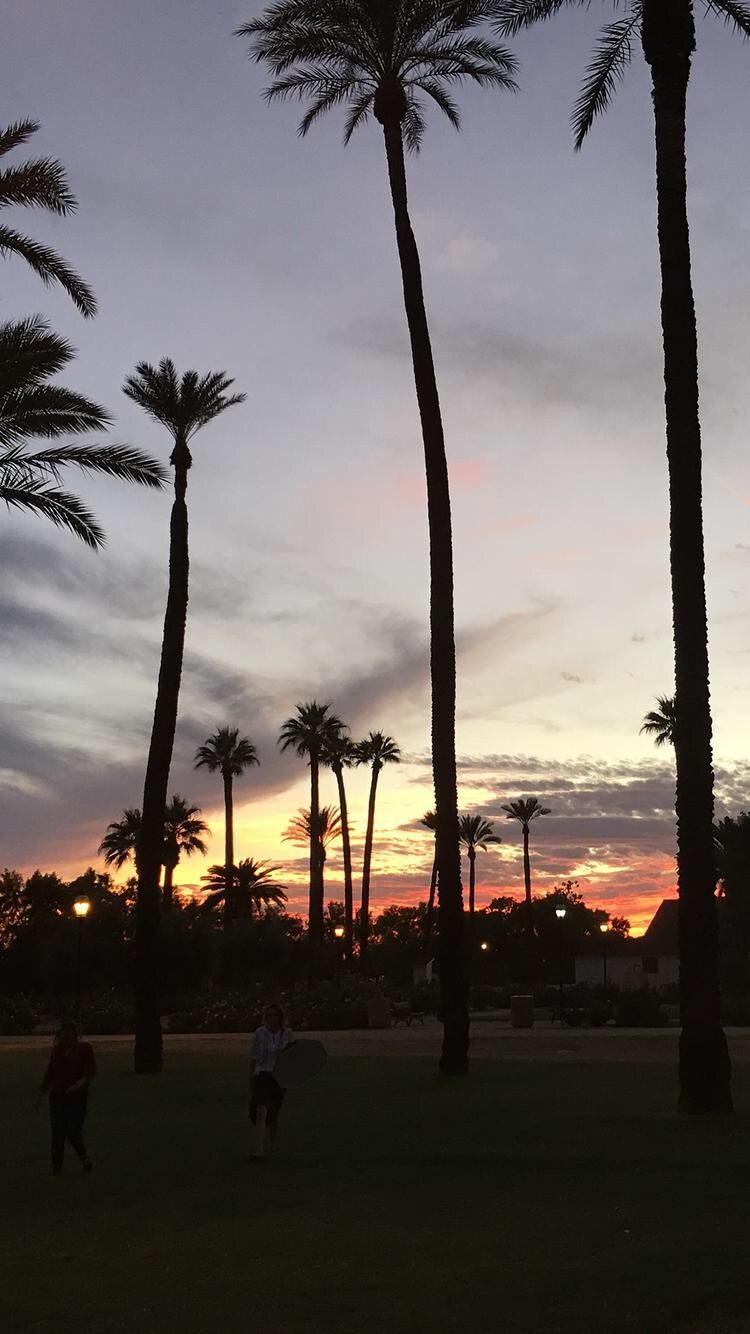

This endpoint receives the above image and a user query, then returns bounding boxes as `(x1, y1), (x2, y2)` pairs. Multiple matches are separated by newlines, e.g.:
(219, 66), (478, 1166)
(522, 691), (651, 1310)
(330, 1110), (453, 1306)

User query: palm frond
(572, 7), (642, 150)
(0, 385), (112, 445)
(343, 88), (376, 141)
(0, 224), (96, 317)
(417, 77), (462, 127)
(122, 359), (246, 441)
(705, 0), (750, 38)
(0, 472), (104, 547)
(491, 0), (577, 39)
(0, 120), (41, 159)
(26, 443), (167, 488)
(0, 159), (76, 215)
(0, 316), (73, 387)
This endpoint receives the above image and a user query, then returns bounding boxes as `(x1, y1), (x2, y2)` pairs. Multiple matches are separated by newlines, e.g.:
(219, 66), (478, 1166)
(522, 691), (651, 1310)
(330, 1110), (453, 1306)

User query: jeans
(49, 1091), (89, 1172)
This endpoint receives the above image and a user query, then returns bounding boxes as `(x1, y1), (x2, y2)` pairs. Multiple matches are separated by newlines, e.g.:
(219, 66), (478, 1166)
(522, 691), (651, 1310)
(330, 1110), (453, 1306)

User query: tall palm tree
(194, 727), (259, 927)
(98, 797), (208, 909)
(353, 733), (401, 961)
(278, 702), (343, 950)
(501, 797), (551, 955)
(240, 0), (516, 1077)
(492, 0), (743, 1114)
(0, 318), (165, 546)
(201, 859), (288, 916)
(322, 728), (357, 960)
(458, 814), (501, 930)
(283, 805), (343, 902)
(0, 119), (95, 316)
(641, 694), (676, 748)
(122, 360), (245, 1074)
(161, 796), (209, 911)
(421, 809), (438, 942)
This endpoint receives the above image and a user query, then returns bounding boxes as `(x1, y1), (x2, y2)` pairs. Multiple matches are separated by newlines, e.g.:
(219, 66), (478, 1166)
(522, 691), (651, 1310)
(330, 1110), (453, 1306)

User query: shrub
(80, 992), (134, 1034)
(615, 991), (669, 1027)
(0, 995), (38, 1035)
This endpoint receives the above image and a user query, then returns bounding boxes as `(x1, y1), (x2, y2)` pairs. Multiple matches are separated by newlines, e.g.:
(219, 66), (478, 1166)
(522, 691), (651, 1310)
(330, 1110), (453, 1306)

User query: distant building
(574, 899), (679, 990)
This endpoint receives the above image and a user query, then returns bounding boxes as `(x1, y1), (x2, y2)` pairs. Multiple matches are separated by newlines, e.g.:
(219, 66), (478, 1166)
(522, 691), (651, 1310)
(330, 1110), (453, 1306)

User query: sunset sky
(3, 2), (750, 932)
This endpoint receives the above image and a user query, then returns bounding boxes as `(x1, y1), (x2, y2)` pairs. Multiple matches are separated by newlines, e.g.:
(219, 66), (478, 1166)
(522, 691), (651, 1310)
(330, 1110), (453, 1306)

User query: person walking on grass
(249, 1004), (293, 1161)
(38, 1022), (96, 1176)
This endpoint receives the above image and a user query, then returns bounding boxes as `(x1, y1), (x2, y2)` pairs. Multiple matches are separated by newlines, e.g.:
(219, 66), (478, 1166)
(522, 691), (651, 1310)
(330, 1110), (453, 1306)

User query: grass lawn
(4, 1037), (750, 1334)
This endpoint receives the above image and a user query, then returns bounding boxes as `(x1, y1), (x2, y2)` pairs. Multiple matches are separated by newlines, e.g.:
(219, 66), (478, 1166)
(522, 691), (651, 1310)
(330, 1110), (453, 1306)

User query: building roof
(639, 898), (679, 955)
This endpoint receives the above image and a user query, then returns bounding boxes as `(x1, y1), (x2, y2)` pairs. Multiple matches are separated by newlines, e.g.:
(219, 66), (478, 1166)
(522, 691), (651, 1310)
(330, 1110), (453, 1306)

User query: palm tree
(278, 702), (343, 950)
(641, 695), (676, 748)
(122, 360), (245, 1074)
(283, 805), (343, 902)
(458, 815), (501, 930)
(201, 859), (288, 916)
(501, 797), (551, 956)
(240, 0), (516, 1078)
(0, 317), (165, 546)
(194, 727), (259, 927)
(492, 0), (742, 1114)
(0, 119), (95, 316)
(161, 796), (209, 910)
(98, 798), (208, 909)
(353, 733), (401, 961)
(421, 809), (438, 942)
(322, 728), (357, 960)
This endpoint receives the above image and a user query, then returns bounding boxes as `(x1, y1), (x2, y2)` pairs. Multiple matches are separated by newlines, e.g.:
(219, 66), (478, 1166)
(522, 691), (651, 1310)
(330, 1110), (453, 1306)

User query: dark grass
(4, 1045), (750, 1334)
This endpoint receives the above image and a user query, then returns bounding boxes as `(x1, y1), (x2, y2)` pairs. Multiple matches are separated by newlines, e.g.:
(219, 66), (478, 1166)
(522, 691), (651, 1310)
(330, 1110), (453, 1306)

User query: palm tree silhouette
(194, 727), (259, 928)
(353, 733), (401, 961)
(0, 119), (95, 316)
(492, 0), (742, 1120)
(459, 815), (501, 929)
(0, 318), (165, 546)
(240, 0), (516, 1074)
(501, 797), (551, 952)
(641, 695), (676, 748)
(322, 728), (357, 960)
(201, 859), (287, 917)
(99, 797), (208, 910)
(161, 796), (209, 911)
(279, 702), (343, 949)
(122, 360), (245, 1074)
(421, 809), (438, 943)
(283, 805), (343, 904)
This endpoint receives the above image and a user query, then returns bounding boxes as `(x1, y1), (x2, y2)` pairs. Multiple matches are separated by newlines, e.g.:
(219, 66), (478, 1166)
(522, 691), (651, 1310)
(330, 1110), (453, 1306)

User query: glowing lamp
(333, 926), (345, 939)
(480, 941), (489, 952)
(600, 922), (610, 934)
(555, 907), (567, 920)
(73, 897), (91, 919)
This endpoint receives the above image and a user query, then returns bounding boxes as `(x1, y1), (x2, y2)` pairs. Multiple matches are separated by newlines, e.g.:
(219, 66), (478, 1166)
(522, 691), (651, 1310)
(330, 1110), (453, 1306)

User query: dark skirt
(249, 1071), (285, 1127)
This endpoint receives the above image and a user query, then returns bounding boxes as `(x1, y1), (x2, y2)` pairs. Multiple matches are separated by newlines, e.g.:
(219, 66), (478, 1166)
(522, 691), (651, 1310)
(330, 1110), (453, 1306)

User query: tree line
(3, 0), (748, 1109)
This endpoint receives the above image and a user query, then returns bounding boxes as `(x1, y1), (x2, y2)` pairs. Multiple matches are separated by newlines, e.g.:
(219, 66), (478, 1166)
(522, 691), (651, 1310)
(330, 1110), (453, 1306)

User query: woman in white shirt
(249, 1003), (293, 1160)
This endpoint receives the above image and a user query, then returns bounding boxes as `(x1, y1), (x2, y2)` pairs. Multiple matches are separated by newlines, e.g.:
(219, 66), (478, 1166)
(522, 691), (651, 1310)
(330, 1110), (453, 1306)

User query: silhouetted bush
(80, 992), (134, 1034)
(0, 995), (39, 1034)
(615, 992), (669, 1027)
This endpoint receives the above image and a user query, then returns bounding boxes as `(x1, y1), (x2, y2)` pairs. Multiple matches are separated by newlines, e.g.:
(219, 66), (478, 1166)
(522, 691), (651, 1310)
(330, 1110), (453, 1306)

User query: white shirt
(252, 1024), (293, 1074)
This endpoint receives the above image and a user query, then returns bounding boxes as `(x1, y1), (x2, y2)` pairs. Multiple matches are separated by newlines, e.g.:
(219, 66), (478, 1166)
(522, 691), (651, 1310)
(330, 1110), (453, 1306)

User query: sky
(3, 1), (750, 933)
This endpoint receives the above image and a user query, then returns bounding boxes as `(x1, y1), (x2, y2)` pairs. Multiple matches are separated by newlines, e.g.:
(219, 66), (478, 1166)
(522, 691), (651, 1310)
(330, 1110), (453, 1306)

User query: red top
(40, 1041), (97, 1095)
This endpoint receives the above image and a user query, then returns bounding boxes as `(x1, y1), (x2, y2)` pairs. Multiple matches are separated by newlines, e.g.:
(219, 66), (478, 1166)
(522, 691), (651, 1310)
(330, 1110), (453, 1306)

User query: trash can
(367, 997), (392, 1029)
(510, 994), (534, 1028)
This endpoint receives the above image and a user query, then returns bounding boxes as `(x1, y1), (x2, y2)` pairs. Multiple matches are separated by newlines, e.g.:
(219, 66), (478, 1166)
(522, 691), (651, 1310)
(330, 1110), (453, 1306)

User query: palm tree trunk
(309, 754), (323, 948)
(359, 764), (380, 963)
(424, 854), (438, 944)
(643, 0), (731, 1113)
(334, 763), (354, 962)
(134, 440), (191, 1074)
(468, 846), (476, 921)
(381, 117), (467, 1076)
(522, 824), (535, 985)
(223, 772), (234, 930)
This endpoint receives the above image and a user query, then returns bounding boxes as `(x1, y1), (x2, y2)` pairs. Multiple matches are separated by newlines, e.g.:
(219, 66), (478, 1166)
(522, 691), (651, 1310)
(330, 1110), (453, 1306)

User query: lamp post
(555, 906), (567, 1023)
(333, 925), (344, 987)
(600, 922), (610, 991)
(72, 897), (91, 1026)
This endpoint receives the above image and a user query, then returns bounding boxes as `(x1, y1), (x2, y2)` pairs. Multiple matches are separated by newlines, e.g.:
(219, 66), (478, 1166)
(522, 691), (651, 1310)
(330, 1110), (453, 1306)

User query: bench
(392, 1001), (425, 1027)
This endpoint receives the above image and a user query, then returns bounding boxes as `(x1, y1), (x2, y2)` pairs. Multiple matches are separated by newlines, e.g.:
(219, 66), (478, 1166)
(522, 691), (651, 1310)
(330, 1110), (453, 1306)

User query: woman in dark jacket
(39, 1021), (96, 1176)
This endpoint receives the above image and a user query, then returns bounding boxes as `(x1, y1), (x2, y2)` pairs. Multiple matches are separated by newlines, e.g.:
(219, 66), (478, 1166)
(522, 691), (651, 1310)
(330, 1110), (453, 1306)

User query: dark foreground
(4, 1035), (750, 1334)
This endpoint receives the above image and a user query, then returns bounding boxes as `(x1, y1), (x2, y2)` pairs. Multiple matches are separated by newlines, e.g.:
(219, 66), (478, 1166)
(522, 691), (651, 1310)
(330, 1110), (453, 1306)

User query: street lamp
(600, 922), (610, 990)
(555, 907), (567, 1022)
(72, 897), (91, 1026)
(480, 941), (489, 952)
(333, 925), (344, 987)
